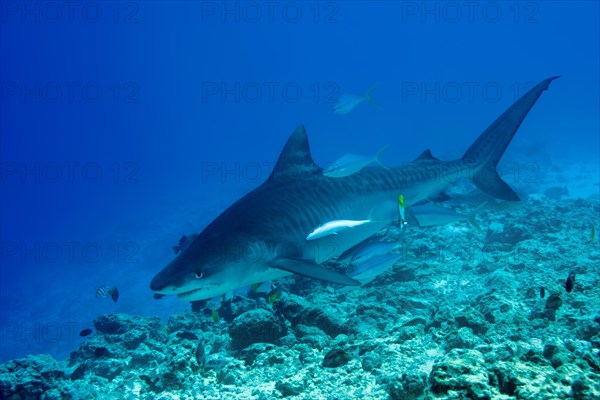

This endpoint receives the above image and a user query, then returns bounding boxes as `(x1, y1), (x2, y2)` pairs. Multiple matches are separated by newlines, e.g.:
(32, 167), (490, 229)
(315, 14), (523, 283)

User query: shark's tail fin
(462, 76), (560, 201)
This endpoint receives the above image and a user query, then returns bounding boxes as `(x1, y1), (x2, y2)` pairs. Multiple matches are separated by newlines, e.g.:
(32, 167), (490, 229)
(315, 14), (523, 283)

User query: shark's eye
(195, 272), (203, 279)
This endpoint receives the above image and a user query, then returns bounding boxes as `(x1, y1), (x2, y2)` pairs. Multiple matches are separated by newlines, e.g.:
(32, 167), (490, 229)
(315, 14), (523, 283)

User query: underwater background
(0, 1), (599, 399)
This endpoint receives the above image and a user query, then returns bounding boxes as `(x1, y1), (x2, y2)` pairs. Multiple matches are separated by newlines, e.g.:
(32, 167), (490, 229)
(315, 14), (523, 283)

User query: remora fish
(405, 203), (483, 232)
(449, 188), (526, 211)
(341, 239), (396, 266)
(306, 219), (383, 240)
(150, 76), (560, 302)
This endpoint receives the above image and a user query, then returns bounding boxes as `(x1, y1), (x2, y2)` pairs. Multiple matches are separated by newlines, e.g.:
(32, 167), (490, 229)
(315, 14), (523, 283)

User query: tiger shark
(150, 76), (559, 301)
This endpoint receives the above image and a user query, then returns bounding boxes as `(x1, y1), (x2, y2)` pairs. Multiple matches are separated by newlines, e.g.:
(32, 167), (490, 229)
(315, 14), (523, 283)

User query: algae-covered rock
(361, 351), (382, 372)
(275, 376), (305, 397)
(274, 294), (347, 337)
(0, 354), (66, 399)
(294, 324), (329, 349)
(490, 359), (571, 399)
(229, 309), (287, 350)
(429, 349), (493, 399)
(384, 371), (427, 400)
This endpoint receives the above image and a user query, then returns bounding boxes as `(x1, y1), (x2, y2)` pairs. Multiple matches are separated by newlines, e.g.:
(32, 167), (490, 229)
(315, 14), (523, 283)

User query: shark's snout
(150, 263), (183, 294)
(149, 274), (166, 292)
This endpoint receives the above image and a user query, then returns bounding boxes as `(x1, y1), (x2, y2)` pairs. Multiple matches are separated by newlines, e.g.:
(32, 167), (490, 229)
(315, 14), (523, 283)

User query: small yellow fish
(210, 311), (219, 322)
(268, 290), (281, 304)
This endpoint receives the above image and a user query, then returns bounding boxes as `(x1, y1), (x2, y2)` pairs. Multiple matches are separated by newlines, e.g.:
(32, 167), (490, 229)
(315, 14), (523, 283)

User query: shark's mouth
(177, 288), (203, 299)
(176, 282), (222, 299)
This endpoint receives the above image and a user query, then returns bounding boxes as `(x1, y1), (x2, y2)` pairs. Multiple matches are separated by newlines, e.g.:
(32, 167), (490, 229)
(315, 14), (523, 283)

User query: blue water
(0, 1), (598, 362)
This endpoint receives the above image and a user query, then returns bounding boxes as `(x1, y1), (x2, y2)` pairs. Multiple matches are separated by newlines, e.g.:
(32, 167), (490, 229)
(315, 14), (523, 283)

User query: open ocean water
(0, 1), (599, 399)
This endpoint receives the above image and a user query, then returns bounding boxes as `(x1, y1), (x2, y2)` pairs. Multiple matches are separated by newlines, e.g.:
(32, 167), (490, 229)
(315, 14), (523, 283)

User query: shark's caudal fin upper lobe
(462, 76), (560, 201)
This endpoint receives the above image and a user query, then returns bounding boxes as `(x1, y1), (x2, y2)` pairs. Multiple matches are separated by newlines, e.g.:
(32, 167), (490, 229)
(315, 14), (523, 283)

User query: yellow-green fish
(250, 282), (262, 292)
(210, 311), (219, 322)
(591, 225), (596, 242)
(398, 194), (406, 229)
(268, 290), (281, 304)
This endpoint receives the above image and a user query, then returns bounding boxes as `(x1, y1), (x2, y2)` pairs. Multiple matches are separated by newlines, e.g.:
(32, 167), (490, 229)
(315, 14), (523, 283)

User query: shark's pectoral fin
(273, 259), (361, 286)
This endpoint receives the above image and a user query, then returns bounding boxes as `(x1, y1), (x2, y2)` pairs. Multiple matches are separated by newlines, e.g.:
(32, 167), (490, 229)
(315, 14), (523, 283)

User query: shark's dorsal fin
(413, 149), (440, 162)
(269, 125), (320, 182)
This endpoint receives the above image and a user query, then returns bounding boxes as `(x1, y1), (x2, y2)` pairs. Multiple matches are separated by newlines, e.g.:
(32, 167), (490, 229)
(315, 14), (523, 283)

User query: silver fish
(332, 85), (379, 115)
(323, 146), (388, 178)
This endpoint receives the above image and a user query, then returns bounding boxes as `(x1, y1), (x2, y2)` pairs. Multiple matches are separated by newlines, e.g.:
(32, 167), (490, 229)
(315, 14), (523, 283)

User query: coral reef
(1, 196), (599, 399)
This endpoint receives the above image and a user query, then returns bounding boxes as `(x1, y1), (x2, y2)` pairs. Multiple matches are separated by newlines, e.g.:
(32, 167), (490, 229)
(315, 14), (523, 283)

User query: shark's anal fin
(274, 259), (361, 286)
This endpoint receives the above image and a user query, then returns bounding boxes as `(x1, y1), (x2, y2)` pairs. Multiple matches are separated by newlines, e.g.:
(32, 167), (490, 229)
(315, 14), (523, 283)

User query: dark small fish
(79, 328), (93, 337)
(565, 273), (575, 293)
(539, 287), (545, 298)
(110, 287), (120, 303)
(94, 347), (108, 358)
(177, 331), (198, 341)
(153, 293), (165, 300)
(195, 341), (206, 369)
(322, 349), (352, 368)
